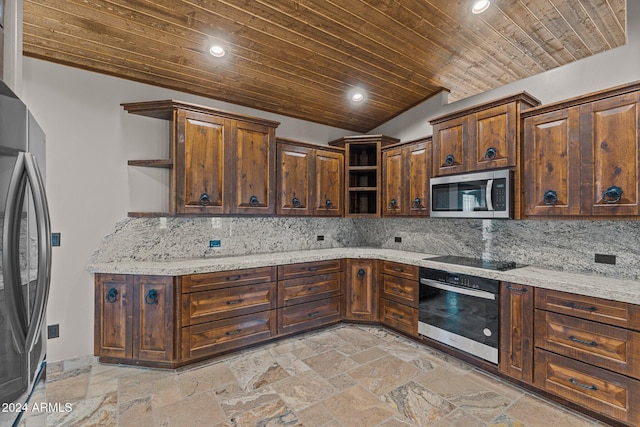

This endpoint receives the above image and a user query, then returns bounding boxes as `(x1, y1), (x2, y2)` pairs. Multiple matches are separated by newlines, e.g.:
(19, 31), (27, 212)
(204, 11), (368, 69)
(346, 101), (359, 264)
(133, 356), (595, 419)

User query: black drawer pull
(325, 199), (334, 209)
(506, 284), (528, 293)
(412, 197), (422, 209)
(308, 311), (320, 318)
(485, 146), (497, 160)
(566, 302), (598, 312)
(543, 189), (558, 205)
(444, 154), (455, 166)
(391, 312), (404, 320)
(390, 287), (406, 294)
(568, 336), (598, 347)
(106, 288), (118, 303)
(199, 193), (211, 206)
(307, 286), (321, 292)
(249, 195), (259, 206)
(357, 268), (366, 278)
(225, 329), (242, 336)
(225, 275), (241, 281)
(307, 266), (319, 272)
(392, 267), (404, 272)
(226, 299), (244, 305)
(389, 198), (398, 209)
(145, 289), (159, 305)
(569, 378), (598, 391)
(292, 197), (301, 208)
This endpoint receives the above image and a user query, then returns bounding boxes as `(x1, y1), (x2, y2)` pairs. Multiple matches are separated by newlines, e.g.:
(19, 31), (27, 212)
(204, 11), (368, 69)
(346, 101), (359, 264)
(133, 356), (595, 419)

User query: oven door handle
(420, 278), (496, 300)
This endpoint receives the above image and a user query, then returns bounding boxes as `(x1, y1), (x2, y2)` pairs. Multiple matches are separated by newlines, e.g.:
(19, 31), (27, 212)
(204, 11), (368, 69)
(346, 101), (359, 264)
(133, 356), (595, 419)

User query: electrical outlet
(394, 236), (402, 243)
(209, 239), (221, 248)
(47, 324), (59, 339)
(317, 235), (325, 241)
(51, 233), (61, 247)
(595, 253), (616, 265)
(159, 217), (167, 229)
(211, 218), (222, 228)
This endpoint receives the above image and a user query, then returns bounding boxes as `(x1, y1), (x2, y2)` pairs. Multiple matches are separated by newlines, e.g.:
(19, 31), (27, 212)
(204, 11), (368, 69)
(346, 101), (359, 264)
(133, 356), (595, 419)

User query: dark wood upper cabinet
(523, 107), (581, 216)
(431, 93), (539, 177)
(381, 137), (431, 217)
(523, 82), (640, 218)
(122, 100), (279, 216)
(329, 135), (398, 217)
(276, 138), (344, 216)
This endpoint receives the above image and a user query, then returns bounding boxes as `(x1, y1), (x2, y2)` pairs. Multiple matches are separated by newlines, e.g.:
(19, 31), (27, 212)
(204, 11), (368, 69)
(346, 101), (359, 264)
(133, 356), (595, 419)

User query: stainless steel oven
(430, 169), (512, 218)
(418, 266), (499, 364)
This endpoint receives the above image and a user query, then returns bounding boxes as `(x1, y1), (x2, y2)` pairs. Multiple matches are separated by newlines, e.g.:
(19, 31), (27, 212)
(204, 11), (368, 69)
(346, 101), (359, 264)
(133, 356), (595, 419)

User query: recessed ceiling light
(472, 0), (490, 14)
(209, 45), (225, 57)
(351, 92), (365, 103)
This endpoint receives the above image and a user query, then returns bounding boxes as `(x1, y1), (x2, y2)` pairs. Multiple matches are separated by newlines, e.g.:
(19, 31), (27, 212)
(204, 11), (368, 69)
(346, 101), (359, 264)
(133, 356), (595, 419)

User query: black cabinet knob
(412, 197), (422, 209)
(602, 186), (623, 203)
(444, 154), (455, 166)
(389, 198), (397, 208)
(325, 199), (334, 209)
(199, 193), (211, 206)
(485, 147), (497, 160)
(292, 197), (301, 208)
(543, 190), (558, 205)
(249, 195), (259, 206)
(145, 289), (159, 305)
(106, 288), (118, 303)
(357, 268), (366, 278)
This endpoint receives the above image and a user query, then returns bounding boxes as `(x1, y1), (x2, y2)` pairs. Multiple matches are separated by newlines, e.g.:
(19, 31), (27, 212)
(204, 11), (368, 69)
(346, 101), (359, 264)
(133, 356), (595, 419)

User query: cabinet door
(345, 259), (378, 321)
(524, 108), (581, 216)
(94, 274), (132, 359)
(471, 104), (516, 171)
(277, 143), (312, 215)
(382, 147), (405, 216)
(176, 110), (227, 214)
(432, 116), (467, 176)
(314, 149), (344, 216)
(132, 276), (175, 362)
(407, 141), (430, 215)
(499, 282), (534, 383)
(581, 92), (640, 216)
(230, 121), (276, 215)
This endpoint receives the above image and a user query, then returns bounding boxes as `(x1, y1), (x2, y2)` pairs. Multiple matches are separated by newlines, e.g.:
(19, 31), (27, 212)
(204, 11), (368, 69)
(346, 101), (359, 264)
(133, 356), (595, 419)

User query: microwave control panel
(494, 179), (507, 211)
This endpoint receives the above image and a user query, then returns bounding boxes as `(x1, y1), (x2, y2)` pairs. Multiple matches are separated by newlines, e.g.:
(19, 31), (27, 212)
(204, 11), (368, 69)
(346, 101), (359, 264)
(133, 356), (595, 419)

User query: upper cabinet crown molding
(429, 92), (541, 125)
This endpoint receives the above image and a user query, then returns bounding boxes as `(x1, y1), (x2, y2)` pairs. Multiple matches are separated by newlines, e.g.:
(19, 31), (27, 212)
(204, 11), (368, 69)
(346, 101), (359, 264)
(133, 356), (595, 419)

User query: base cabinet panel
(379, 298), (417, 336)
(182, 310), (277, 361)
(278, 297), (342, 335)
(345, 259), (378, 321)
(499, 282), (534, 383)
(133, 276), (176, 362)
(534, 349), (640, 426)
(94, 274), (132, 359)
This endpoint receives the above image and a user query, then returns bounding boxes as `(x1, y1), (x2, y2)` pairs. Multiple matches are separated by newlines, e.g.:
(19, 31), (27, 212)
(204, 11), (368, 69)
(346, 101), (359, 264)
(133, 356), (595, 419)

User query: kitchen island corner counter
(88, 247), (640, 305)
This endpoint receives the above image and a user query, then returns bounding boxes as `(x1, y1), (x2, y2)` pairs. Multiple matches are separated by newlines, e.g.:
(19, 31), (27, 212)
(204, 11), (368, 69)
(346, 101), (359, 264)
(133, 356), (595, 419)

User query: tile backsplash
(91, 216), (640, 280)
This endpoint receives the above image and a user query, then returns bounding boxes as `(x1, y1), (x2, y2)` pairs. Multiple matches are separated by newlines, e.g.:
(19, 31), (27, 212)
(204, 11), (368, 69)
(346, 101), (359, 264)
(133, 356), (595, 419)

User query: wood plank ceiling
(23, 0), (626, 133)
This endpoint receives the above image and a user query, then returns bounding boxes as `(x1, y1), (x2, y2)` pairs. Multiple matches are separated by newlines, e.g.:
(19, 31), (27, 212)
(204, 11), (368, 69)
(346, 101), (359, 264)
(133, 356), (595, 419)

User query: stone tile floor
(19, 324), (609, 426)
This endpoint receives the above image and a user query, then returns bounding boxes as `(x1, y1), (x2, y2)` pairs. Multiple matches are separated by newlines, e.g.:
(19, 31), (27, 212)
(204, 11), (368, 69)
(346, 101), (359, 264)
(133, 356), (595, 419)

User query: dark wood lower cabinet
(499, 282), (534, 383)
(379, 298), (417, 336)
(181, 310), (277, 361)
(278, 297), (342, 335)
(345, 259), (378, 321)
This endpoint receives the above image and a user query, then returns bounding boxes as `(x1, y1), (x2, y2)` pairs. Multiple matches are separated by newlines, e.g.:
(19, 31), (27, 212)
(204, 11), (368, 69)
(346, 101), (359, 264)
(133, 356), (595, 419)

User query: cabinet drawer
(181, 281), (277, 326)
(535, 288), (640, 330)
(380, 261), (418, 281)
(278, 296), (342, 335)
(379, 274), (418, 307)
(182, 267), (277, 293)
(379, 298), (418, 336)
(534, 349), (640, 425)
(277, 259), (343, 280)
(181, 310), (277, 361)
(535, 310), (640, 380)
(278, 273), (342, 307)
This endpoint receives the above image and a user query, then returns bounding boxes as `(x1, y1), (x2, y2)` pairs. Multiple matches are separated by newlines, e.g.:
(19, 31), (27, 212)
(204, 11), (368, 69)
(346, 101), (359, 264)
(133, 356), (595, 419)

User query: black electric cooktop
(425, 255), (526, 271)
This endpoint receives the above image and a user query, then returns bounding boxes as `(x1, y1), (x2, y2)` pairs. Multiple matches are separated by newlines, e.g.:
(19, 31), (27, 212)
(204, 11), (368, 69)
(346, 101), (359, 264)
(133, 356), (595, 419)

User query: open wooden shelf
(127, 159), (174, 168)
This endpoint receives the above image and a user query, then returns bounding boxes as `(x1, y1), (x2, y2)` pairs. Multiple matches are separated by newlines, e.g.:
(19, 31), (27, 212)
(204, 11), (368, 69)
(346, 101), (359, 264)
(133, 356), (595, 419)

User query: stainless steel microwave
(430, 169), (512, 218)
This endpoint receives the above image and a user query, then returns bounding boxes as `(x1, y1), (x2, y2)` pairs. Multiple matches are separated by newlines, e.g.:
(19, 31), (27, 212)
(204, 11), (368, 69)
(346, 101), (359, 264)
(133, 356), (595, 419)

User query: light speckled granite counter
(88, 247), (640, 305)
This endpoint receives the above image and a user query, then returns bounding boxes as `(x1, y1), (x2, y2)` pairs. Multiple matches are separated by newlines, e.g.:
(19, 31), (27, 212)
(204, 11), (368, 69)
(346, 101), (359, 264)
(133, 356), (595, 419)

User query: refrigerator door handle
(1, 152), (52, 355)
(23, 153), (52, 354)
(2, 152), (29, 353)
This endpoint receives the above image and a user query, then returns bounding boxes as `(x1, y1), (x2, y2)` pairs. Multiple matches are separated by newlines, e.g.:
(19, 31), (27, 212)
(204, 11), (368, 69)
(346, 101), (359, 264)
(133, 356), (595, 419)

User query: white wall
(21, 59), (354, 362)
(372, 0), (640, 141)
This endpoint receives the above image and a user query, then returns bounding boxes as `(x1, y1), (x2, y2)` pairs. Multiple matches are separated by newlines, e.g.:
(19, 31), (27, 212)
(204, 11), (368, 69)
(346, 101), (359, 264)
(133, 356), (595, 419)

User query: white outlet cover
(211, 218), (222, 228)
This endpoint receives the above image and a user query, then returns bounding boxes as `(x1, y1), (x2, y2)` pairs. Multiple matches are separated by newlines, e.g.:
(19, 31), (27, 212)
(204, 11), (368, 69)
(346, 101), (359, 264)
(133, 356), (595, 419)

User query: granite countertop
(87, 247), (640, 305)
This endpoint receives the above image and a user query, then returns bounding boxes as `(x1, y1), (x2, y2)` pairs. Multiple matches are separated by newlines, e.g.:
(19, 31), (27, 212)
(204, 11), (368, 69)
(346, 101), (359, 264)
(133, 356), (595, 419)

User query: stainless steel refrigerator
(0, 81), (51, 426)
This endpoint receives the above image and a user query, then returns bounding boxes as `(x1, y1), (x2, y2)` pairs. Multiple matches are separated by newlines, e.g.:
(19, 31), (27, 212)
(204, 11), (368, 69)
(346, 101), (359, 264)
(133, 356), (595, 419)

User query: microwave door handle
(23, 153), (52, 353)
(486, 179), (494, 211)
(2, 152), (29, 353)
